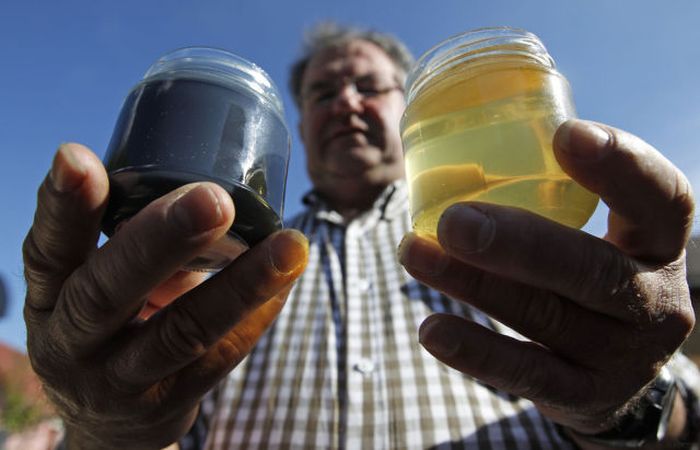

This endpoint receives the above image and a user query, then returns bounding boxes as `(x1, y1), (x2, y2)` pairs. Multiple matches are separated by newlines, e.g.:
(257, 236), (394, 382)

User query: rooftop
(689, 234), (700, 292)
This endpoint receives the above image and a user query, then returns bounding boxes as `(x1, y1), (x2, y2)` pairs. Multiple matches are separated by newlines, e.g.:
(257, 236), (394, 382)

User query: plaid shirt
(199, 181), (700, 449)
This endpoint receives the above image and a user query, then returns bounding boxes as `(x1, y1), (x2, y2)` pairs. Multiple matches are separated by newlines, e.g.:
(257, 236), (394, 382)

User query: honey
(401, 28), (598, 236)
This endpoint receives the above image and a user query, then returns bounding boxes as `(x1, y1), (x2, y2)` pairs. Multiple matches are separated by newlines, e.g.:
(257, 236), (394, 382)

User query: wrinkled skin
(23, 143), (309, 449)
(22, 52), (696, 448)
(399, 120), (696, 446)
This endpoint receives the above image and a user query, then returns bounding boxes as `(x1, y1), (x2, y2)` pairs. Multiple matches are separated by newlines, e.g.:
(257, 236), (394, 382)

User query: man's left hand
(399, 119), (695, 437)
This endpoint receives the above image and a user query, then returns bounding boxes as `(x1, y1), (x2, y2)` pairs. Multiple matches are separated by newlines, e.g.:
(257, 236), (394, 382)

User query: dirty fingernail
(268, 229), (309, 275)
(171, 184), (227, 233)
(419, 315), (461, 358)
(398, 233), (450, 276)
(556, 120), (611, 161)
(438, 205), (494, 253)
(50, 144), (86, 192)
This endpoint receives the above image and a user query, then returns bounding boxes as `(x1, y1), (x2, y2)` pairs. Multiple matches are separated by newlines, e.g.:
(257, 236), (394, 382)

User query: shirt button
(359, 278), (372, 292)
(353, 358), (376, 375)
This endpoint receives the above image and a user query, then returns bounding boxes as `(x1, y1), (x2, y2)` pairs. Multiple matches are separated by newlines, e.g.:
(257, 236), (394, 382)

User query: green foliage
(1, 386), (44, 432)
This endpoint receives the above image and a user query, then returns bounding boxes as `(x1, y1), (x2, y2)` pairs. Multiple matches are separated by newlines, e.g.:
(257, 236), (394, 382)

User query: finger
(51, 182), (235, 357)
(553, 119), (695, 262)
(23, 143), (109, 313)
(108, 229), (308, 389)
(431, 202), (643, 320)
(398, 232), (630, 361)
(139, 271), (208, 320)
(151, 286), (293, 412)
(417, 314), (640, 431)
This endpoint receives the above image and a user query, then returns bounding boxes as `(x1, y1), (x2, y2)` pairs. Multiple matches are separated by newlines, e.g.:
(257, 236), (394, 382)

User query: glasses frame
(302, 73), (405, 108)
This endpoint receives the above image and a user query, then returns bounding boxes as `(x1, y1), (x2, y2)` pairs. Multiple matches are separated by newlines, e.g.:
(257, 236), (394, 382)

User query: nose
(331, 84), (363, 115)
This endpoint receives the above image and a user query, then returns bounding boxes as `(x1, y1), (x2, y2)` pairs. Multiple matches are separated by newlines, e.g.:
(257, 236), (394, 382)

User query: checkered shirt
(201, 181), (700, 449)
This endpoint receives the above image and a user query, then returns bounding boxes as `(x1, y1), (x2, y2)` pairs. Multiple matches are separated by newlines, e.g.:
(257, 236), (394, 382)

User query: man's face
(298, 40), (406, 201)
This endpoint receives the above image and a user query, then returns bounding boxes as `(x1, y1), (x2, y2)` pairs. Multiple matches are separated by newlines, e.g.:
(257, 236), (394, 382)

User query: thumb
(553, 119), (694, 262)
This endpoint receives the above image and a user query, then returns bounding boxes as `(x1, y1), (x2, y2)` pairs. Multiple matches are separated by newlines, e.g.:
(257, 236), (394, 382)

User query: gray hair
(289, 22), (415, 108)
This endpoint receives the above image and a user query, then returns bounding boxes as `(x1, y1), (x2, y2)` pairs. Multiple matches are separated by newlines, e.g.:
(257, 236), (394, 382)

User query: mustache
(323, 115), (375, 143)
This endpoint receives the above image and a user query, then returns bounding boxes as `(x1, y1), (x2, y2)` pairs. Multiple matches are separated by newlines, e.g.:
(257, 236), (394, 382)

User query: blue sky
(2, 0), (699, 350)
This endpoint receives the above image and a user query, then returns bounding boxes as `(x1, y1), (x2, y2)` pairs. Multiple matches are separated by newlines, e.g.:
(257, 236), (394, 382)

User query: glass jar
(102, 47), (290, 271)
(401, 27), (598, 236)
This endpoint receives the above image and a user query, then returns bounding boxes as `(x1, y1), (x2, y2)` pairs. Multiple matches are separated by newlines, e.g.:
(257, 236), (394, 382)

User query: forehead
(302, 40), (399, 85)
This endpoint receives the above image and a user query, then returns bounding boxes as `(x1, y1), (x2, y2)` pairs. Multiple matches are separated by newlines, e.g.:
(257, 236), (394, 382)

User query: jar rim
(405, 27), (555, 103)
(143, 46), (285, 117)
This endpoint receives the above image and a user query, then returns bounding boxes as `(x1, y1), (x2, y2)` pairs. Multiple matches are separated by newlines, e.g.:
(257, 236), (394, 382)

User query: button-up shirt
(201, 181), (700, 449)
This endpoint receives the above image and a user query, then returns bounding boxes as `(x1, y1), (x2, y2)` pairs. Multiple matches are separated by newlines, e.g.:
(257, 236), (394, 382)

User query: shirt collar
(302, 180), (408, 226)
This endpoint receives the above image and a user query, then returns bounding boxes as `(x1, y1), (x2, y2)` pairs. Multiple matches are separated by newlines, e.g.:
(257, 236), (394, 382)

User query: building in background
(684, 235), (700, 364)
(0, 274), (58, 447)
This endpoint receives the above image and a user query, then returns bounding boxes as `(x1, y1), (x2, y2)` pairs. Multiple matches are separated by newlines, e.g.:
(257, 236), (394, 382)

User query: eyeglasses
(302, 74), (404, 107)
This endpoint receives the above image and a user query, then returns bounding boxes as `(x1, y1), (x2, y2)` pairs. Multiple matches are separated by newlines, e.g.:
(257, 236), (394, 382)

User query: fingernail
(268, 230), (309, 275)
(556, 120), (611, 161)
(398, 233), (450, 276)
(171, 184), (225, 233)
(438, 205), (494, 253)
(419, 316), (460, 357)
(50, 144), (86, 192)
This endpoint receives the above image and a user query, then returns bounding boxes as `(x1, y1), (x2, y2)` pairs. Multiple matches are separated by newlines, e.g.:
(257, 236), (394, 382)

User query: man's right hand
(22, 143), (308, 450)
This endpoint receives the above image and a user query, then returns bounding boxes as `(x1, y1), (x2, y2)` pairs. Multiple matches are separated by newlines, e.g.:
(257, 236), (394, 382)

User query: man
(22, 23), (699, 449)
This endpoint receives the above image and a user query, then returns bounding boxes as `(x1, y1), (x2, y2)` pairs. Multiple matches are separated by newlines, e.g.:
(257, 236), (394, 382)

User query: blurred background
(1, 0), (699, 438)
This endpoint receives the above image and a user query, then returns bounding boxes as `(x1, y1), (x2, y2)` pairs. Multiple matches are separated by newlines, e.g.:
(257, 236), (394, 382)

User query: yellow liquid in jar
(402, 63), (599, 237)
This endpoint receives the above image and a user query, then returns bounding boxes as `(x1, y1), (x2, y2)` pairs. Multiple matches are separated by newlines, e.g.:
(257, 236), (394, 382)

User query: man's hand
(399, 120), (695, 438)
(23, 143), (308, 450)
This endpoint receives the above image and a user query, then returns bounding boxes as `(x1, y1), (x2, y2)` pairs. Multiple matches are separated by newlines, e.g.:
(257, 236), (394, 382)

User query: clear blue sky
(2, 0), (699, 350)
